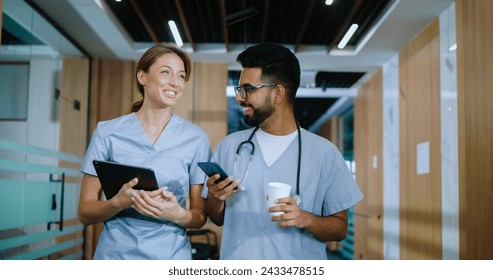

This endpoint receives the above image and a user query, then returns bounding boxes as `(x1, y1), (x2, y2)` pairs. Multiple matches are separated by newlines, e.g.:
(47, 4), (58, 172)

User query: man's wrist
(208, 195), (225, 208)
(299, 210), (314, 229)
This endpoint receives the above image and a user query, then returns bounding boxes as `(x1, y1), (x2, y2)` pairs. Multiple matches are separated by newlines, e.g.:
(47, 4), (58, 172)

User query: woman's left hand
(131, 188), (187, 224)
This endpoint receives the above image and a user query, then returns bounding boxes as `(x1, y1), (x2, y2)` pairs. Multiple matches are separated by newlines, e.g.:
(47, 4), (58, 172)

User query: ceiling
(2, 0), (455, 130)
(102, 0), (392, 53)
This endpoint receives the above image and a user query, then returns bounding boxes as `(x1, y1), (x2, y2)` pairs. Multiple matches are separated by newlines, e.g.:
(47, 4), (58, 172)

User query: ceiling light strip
(338, 23), (359, 49)
(168, 20), (183, 47)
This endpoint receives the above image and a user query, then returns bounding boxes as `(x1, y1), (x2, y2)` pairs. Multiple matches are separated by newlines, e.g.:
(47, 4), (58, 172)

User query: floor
(327, 250), (348, 260)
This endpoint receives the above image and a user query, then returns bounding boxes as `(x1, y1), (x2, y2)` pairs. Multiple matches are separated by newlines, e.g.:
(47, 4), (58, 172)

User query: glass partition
(0, 0), (85, 260)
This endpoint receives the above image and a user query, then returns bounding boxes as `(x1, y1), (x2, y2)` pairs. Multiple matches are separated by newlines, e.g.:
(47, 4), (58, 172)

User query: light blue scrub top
(81, 113), (211, 259)
(202, 127), (363, 260)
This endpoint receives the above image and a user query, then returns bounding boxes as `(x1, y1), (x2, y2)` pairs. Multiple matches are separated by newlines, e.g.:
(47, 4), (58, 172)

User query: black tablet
(92, 160), (159, 199)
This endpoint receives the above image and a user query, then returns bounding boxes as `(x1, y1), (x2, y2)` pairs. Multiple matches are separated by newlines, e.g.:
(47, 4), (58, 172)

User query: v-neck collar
(254, 129), (299, 168)
(131, 112), (175, 149)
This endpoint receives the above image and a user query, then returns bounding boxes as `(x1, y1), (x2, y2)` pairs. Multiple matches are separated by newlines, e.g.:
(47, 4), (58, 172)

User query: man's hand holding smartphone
(198, 162), (239, 190)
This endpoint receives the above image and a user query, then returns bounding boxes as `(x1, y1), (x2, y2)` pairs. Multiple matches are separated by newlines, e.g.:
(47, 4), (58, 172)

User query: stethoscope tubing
(234, 123), (301, 196)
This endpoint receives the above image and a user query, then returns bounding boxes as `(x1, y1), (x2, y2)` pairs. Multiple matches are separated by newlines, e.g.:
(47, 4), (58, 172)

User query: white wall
(0, 58), (61, 149)
(382, 54), (400, 260)
(439, 2), (459, 260)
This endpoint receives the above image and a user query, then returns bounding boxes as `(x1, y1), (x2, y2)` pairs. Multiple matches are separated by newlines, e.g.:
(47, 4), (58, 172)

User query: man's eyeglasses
(233, 83), (277, 99)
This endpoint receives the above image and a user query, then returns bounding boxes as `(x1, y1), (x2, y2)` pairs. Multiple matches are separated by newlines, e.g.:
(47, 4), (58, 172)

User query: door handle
(47, 173), (65, 231)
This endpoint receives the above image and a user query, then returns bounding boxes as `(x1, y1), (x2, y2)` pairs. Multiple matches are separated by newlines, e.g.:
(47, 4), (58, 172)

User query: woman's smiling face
(138, 52), (187, 109)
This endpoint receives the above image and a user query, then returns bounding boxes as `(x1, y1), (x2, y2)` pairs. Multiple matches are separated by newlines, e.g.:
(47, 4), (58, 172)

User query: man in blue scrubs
(203, 44), (363, 259)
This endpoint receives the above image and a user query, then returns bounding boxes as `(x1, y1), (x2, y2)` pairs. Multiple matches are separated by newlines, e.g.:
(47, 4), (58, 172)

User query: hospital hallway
(1, 0), (492, 260)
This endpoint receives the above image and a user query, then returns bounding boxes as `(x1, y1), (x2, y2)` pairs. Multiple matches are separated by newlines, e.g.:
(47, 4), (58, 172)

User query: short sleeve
(322, 149), (363, 216)
(80, 124), (108, 176)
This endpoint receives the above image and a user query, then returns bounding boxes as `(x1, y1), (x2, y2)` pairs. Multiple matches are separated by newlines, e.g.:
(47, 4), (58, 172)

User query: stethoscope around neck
(233, 122), (302, 202)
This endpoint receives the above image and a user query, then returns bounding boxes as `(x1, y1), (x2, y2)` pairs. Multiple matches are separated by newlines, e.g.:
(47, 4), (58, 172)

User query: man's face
(237, 68), (275, 127)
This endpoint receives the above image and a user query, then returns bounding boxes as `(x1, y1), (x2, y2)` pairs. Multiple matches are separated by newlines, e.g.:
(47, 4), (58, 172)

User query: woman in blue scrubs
(77, 44), (211, 259)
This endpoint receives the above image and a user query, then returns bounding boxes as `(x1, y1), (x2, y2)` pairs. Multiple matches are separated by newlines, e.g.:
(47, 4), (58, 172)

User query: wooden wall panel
(456, 0), (493, 259)
(399, 19), (442, 260)
(60, 58), (90, 157)
(319, 117), (334, 143)
(353, 69), (384, 259)
(319, 117), (343, 152)
(367, 69), (383, 260)
(354, 80), (368, 260)
(192, 62), (228, 150)
(59, 57), (89, 260)
(90, 59), (136, 126)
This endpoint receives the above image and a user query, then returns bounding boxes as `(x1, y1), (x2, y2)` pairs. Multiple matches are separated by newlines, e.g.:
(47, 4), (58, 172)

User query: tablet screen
(92, 160), (159, 199)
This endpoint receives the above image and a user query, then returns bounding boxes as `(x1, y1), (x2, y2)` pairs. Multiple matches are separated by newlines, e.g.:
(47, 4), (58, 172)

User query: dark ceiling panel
(140, 0), (177, 41)
(182, 0), (224, 43)
(104, 0), (392, 50)
(294, 97), (338, 129)
(105, 0), (151, 42)
(1, 30), (23, 45)
(316, 71), (366, 88)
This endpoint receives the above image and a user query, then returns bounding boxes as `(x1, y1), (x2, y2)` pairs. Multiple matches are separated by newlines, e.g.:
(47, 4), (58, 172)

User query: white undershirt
(256, 128), (298, 167)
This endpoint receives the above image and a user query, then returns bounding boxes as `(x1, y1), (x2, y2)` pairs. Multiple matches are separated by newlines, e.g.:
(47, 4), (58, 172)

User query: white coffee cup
(266, 182), (292, 216)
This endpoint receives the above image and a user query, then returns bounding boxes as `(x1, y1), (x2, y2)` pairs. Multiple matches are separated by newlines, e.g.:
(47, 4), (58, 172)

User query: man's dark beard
(244, 95), (275, 127)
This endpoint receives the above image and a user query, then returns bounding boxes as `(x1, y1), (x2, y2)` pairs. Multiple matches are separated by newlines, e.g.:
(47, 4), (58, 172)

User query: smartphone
(197, 162), (229, 184)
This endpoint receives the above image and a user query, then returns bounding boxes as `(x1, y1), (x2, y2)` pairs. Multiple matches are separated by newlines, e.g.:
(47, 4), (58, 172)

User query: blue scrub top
(202, 127), (363, 260)
(81, 113), (211, 259)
